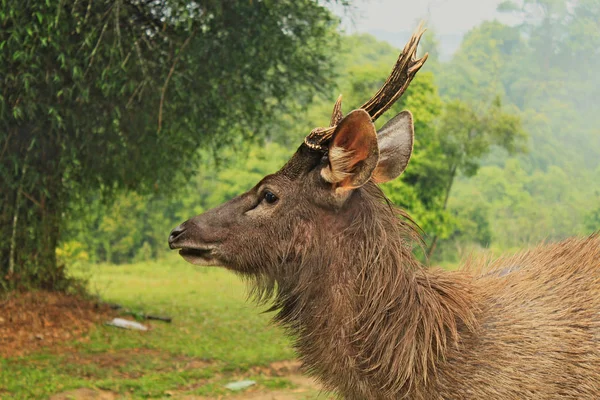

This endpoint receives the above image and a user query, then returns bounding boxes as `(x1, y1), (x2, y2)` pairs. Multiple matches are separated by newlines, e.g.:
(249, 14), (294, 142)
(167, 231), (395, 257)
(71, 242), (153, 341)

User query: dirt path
(184, 361), (333, 400)
(50, 374), (331, 400)
(49, 361), (333, 400)
(189, 374), (331, 400)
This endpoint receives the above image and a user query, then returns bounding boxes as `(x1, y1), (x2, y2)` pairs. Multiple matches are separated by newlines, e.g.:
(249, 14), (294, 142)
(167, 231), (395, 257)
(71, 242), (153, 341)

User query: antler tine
(360, 22), (428, 121)
(330, 94), (344, 127)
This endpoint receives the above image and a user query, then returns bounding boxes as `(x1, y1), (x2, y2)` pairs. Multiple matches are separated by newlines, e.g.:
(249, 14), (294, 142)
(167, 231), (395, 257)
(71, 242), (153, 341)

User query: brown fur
(263, 177), (600, 399)
(267, 180), (600, 399)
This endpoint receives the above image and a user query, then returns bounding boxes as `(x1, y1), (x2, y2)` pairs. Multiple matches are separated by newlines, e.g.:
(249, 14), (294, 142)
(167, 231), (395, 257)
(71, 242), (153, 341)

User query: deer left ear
(321, 109), (379, 190)
(372, 110), (414, 183)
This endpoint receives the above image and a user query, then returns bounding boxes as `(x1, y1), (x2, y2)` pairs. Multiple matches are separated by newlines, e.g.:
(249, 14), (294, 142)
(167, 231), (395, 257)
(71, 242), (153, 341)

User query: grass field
(0, 256), (330, 399)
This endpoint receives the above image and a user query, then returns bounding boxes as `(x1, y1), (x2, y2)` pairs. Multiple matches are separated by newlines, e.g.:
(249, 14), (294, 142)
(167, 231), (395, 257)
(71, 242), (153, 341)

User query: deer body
(169, 26), (600, 399)
(274, 187), (600, 398)
(437, 236), (600, 400)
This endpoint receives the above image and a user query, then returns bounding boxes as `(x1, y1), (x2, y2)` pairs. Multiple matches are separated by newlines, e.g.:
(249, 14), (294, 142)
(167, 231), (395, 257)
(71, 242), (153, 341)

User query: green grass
(0, 256), (303, 399)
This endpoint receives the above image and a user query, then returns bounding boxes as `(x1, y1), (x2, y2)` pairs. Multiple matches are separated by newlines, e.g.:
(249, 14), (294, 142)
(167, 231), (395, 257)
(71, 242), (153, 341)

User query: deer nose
(168, 225), (186, 248)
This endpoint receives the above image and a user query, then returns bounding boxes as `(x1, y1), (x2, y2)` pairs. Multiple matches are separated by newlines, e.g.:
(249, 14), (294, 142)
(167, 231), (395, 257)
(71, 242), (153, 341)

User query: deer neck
(272, 191), (478, 396)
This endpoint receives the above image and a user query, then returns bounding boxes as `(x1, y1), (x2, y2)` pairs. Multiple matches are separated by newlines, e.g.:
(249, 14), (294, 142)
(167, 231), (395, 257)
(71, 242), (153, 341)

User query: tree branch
(426, 163), (458, 260)
(126, 79), (147, 108)
(84, 17), (110, 78)
(20, 190), (44, 210)
(157, 28), (197, 133)
(115, 0), (123, 58)
(0, 130), (13, 161)
(9, 140), (35, 275)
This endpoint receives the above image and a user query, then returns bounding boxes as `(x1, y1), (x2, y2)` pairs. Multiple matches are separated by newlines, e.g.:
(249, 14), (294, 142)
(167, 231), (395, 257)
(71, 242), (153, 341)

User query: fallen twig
(103, 302), (172, 323)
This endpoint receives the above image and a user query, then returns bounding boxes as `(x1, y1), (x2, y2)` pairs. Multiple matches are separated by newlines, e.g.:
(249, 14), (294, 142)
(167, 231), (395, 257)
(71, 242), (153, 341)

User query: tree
(424, 97), (527, 258)
(0, 0), (343, 290)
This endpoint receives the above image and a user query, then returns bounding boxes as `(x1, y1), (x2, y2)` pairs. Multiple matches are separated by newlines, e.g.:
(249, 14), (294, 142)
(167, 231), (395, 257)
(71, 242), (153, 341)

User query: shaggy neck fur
(253, 183), (478, 399)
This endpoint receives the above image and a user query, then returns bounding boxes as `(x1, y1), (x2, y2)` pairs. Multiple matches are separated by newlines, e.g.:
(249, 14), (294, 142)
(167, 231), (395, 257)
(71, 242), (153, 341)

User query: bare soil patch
(185, 373), (331, 400)
(49, 388), (117, 400)
(60, 348), (215, 379)
(62, 348), (165, 370)
(35, 357), (328, 400)
(187, 360), (332, 400)
(249, 359), (303, 376)
(0, 291), (115, 357)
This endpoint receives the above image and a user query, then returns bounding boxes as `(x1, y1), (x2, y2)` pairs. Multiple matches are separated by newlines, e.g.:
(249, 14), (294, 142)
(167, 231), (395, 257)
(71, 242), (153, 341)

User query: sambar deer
(169, 25), (600, 399)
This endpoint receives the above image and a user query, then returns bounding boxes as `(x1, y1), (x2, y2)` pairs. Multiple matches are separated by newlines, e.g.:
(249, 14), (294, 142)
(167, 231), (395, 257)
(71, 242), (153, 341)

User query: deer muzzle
(168, 194), (252, 266)
(168, 220), (221, 265)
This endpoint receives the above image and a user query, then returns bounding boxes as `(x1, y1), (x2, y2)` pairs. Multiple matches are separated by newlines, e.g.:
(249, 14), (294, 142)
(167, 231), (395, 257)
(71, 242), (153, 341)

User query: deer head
(168, 25), (428, 282)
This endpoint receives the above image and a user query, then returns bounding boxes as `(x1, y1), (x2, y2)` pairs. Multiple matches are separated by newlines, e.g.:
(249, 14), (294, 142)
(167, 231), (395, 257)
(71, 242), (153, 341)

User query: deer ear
(372, 111), (414, 183)
(321, 109), (379, 190)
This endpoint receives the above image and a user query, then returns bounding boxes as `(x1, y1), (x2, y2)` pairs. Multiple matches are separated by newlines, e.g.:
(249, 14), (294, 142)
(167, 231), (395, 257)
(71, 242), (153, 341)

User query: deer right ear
(372, 111), (414, 183)
(321, 109), (379, 191)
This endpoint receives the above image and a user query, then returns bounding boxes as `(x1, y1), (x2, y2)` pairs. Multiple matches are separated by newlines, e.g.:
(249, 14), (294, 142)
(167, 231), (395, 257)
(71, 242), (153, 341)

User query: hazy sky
(329, 0), (515, 35)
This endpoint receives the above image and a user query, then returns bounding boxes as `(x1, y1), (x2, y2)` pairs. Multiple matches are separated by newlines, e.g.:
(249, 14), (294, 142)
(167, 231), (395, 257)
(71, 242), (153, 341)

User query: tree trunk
(0, 190), (14, 290)
(5, 187), (63, 290)
(8, 140), (34, 276)
(426, 164), (458, 261)
(1, 129), (67, 292)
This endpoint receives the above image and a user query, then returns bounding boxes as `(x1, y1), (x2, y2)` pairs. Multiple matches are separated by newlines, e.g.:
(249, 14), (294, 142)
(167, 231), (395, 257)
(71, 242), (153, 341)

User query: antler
(305, 23), (428, 151)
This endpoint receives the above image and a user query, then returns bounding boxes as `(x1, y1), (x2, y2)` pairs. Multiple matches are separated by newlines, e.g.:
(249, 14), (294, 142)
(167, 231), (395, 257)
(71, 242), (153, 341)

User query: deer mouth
(178, 247), (221, 266)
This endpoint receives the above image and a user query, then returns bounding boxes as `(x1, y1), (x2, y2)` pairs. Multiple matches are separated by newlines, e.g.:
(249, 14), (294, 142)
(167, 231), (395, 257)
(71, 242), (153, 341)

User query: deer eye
(263, 190), (278, 204)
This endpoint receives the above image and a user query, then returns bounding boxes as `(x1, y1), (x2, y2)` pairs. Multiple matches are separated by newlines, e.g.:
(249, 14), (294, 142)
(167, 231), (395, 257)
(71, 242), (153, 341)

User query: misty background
(330, 0), (522, 59)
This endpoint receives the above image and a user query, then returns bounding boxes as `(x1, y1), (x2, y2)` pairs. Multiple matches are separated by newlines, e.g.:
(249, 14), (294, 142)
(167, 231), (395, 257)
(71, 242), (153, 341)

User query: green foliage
(439, 98), (526, 177)
(0, 0), (343, 289)
(450, 158), (595, 255)
(586, 206), (600, 234)
(64, 143), (292, 263)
